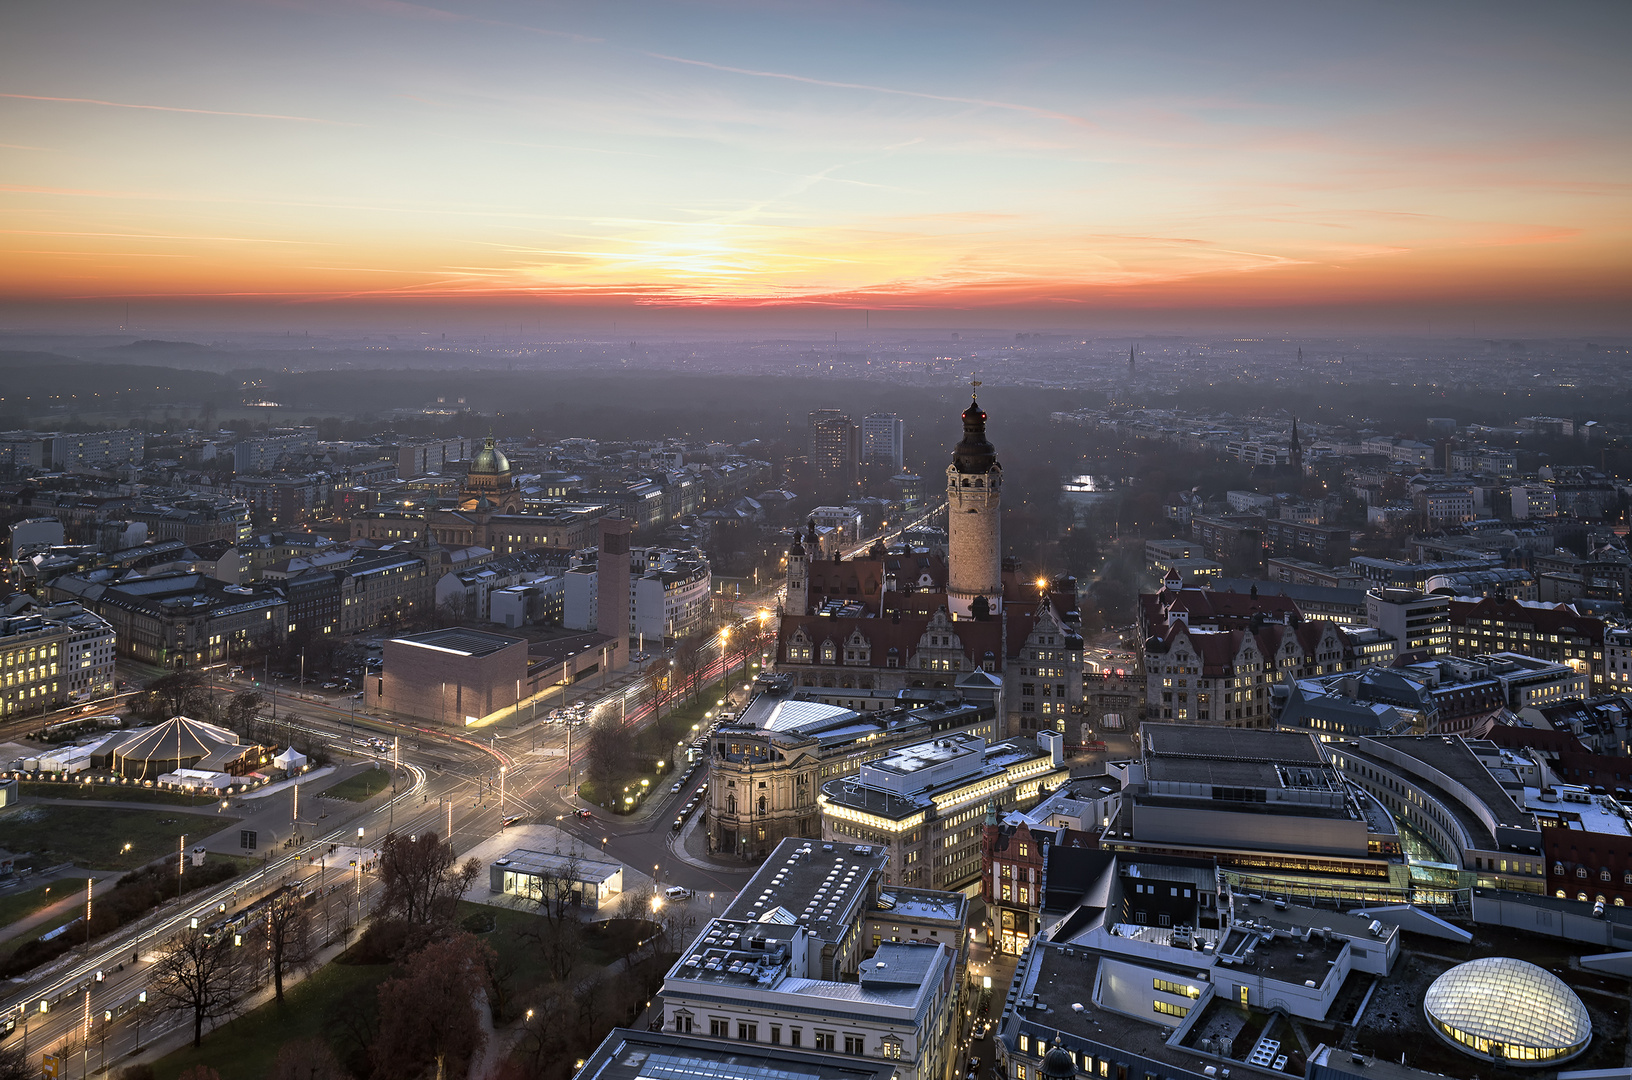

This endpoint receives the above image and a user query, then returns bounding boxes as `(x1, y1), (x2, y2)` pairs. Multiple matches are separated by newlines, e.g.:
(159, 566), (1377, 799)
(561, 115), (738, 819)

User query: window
(738, 1022), (757, 1041)
(816, 1032), (835, 1052)
(845, 1035), (865, 1056)
(710, 1019), (728, 1038)
(1154, 978), (1201, 999)
(790, 1029), (801, 1048)
(674, 1014), (693, 1033)
(1578, 867), (1588, 879)
(1154, 1000), (1190, 1018)
(769, 1026), (781, 1044)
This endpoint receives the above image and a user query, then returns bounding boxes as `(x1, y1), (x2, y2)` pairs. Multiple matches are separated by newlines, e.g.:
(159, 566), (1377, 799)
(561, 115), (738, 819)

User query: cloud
(643, 52), (1099, 130)
(0, 93), (352, 125)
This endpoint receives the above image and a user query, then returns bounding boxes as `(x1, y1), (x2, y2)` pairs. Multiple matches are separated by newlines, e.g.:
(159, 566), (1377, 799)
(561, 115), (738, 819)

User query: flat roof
(496, 848), (622, 884)
(720, 839), (889, 942)
(1368, 736), (1535, 831)
(1144, 723), (1327, 765)
(390, 627), (522, 658)
(580, 1029), (900, 1080)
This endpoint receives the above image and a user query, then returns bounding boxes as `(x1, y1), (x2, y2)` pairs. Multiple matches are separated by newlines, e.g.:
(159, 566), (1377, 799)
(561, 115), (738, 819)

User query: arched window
(726, 794), (736, 814)
(1602, 868), (1613, 882)
(1555, 862), (1566, 876)
(758, 796), (767, 813)
(1577, 866), (1589, 879)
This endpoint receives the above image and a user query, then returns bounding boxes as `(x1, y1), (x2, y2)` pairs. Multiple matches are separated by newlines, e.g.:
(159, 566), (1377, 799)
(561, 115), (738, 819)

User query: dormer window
(821, 643), (836, 663)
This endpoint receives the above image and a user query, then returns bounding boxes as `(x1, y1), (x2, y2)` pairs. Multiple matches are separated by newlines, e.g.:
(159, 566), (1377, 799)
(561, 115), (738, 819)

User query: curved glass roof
(1424, 957), (1590, 1058)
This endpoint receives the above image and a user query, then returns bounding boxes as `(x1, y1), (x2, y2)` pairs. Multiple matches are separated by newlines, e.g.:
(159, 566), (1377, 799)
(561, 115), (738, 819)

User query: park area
(321, 767), (392, 803)
(0, 803), (223, 872)
(151, 900), (671, 1080)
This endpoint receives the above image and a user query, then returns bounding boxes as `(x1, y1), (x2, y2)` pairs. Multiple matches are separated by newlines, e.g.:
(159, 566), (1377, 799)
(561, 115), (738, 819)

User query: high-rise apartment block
(808, 409), (859, 488)
(861, 413), (905, 470)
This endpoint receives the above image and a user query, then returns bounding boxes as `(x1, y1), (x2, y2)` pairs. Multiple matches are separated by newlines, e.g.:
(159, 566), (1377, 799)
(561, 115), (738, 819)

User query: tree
(251, 895), (314, 1005)
(582, 710), (625, 791)
(637, 663), (671, 721)
(0, 1042), (32, 1080)
(521, 846), (586, 982)
(127, 668), (212, 725)
(371, 933), (491, 1080)
(375, 832), (481, 929)
(151, 927), (247, 1049)
(671, 636), (706, 703)
(223, 689), (264, 740)
(269, 1037), (347, 1080)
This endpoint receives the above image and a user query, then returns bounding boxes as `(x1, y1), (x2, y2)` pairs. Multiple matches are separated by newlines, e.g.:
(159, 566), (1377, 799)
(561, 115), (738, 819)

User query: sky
(1, 0), (1629, 332)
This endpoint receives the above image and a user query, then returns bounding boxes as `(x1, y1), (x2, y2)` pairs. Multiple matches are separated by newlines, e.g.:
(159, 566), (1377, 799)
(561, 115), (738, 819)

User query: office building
(660, 838), (960, 1080)
(0, 603), (115, 718)
(1365, 587), (1450, 656)
(819, 731), (1069, 892)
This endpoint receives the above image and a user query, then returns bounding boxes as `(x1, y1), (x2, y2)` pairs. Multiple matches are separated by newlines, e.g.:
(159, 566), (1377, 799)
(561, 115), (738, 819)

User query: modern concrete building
(489, 846), (624, 911)
(661, 838), (960, 1080)
(369, 626), (530, 725)
(819, 731), (1068, 893)
(1365, 587), (1450, 656)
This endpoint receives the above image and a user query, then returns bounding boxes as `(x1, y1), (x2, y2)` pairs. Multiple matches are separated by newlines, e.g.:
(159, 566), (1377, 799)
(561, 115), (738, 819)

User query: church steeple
(1290, 416), (1304, 473)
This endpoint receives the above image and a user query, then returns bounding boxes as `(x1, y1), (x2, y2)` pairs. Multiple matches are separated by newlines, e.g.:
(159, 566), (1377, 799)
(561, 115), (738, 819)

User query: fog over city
(2, 3), (1631, 1080)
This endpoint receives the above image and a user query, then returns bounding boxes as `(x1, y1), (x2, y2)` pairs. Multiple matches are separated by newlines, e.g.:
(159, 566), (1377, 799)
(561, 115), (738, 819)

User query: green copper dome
(470, 435), (509, 475)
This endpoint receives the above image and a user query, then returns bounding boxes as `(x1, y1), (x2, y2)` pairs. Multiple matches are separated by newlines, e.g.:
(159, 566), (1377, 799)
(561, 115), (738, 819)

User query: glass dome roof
(1423, 957), (1591, 1064)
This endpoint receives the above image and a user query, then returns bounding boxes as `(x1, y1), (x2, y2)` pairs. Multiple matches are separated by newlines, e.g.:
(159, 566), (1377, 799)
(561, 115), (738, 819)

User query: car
(672, 817), (684, 831)
(501, 815), (524, 828)
(575, 808), (593, 820)
(967, 1058), (981, 1077)
(663, 886), (691, 900)
(321, 682), (339, 690)
(351, 691), (365, 700)
(670, 783), (682, 794)
(633, 652), (651, 662)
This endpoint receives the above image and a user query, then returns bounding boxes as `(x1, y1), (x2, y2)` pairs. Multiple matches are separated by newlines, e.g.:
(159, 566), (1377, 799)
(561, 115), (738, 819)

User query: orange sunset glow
(2, 2), (1630, 328)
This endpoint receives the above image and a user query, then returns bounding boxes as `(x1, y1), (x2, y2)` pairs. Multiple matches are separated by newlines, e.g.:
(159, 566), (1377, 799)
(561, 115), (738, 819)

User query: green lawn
(0, 881), (60, 932)
(0, 804), (222, 872)
(21, 781), (222, 807)
(154, 952), (393, 1080)
(321, 768), (391, 802)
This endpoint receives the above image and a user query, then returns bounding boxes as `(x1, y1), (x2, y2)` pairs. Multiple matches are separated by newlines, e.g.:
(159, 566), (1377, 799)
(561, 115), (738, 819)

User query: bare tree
(0, 1042), (32, 1080)
(151, 927), (248, 1048)
(522, 846), (585, 982)
(671, 636), (706, 704)
(222, 690), (264, 740)
(437, 592), (469, 628)
(638, 663), (672, 721)
(582, 708), (626, 793)
(250, 896), (314, 1005)
(375, 832), (481, 928)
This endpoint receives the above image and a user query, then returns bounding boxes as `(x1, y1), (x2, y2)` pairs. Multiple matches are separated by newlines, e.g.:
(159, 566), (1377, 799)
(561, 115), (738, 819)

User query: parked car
(663, 886), (692, 901)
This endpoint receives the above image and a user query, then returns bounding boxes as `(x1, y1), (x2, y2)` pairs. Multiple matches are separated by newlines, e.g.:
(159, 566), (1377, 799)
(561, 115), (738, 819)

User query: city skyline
(2, 1), (1629, 333)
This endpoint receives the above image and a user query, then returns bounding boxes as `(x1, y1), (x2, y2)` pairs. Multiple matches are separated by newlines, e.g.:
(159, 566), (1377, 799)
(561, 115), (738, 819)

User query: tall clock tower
(946, 391), (1003, 619)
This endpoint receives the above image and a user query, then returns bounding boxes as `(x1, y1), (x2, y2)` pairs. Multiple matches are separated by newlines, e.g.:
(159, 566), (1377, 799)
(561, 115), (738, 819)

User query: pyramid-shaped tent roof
(113, 715), (238, 765)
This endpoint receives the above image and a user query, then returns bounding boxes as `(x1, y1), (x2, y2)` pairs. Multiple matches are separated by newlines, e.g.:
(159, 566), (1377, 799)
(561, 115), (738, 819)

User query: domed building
(459, 434), (521, 513)
(1423, 956), (1591, 1065)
